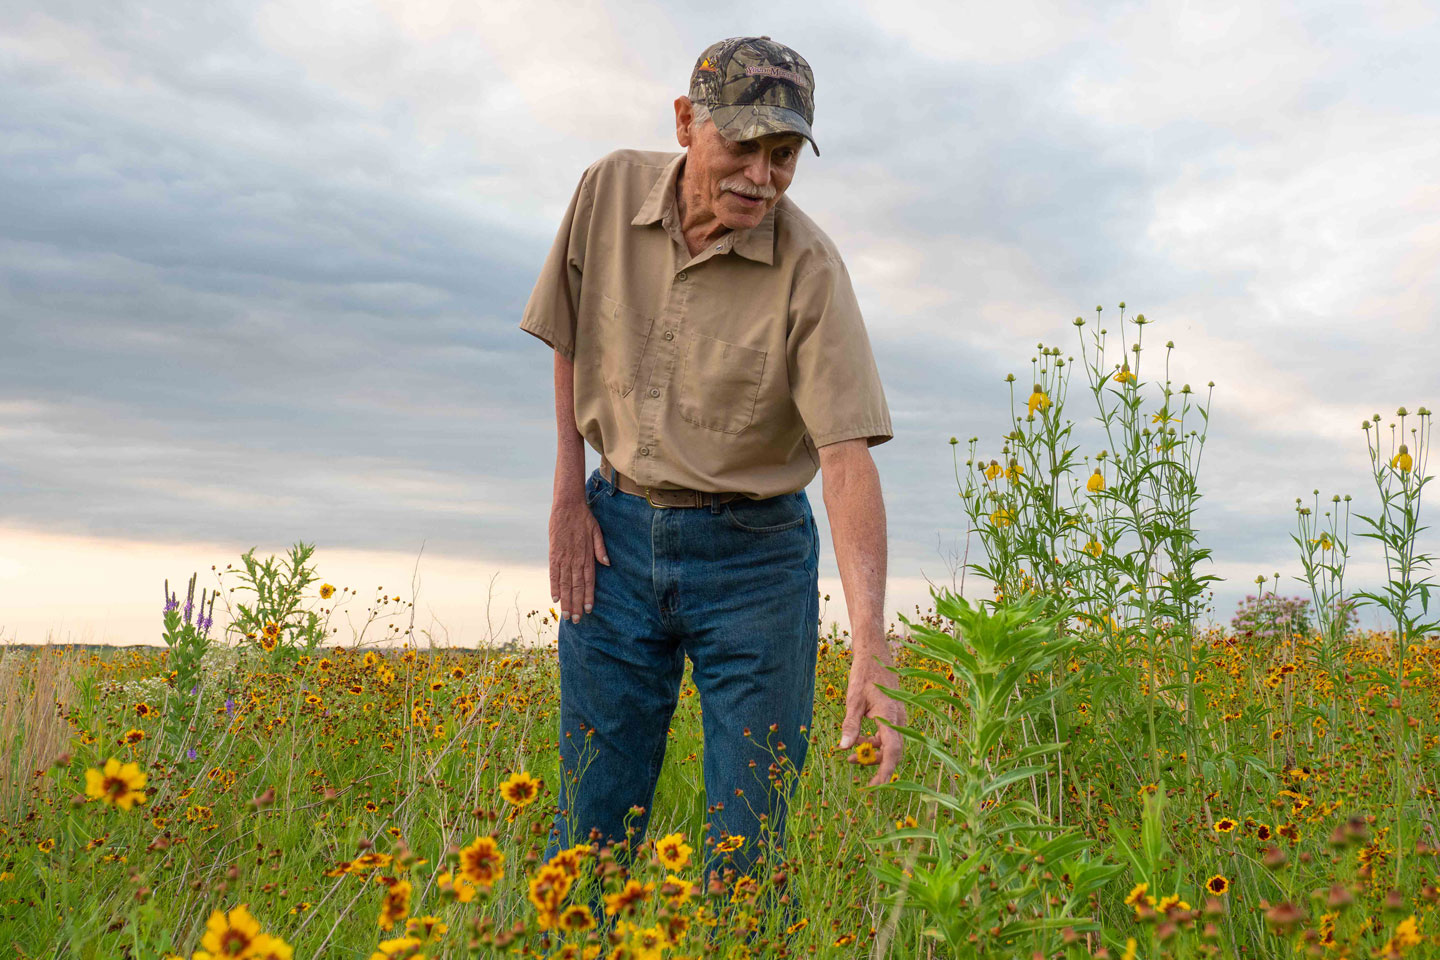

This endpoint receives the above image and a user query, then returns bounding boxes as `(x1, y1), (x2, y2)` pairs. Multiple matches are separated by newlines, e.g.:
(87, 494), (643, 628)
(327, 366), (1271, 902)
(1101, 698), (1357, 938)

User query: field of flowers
(1, 307), (1436, 959)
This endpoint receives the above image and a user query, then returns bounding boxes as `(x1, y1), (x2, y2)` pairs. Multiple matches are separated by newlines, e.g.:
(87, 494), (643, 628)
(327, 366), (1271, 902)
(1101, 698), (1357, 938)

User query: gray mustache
(719, 178), (776, 200)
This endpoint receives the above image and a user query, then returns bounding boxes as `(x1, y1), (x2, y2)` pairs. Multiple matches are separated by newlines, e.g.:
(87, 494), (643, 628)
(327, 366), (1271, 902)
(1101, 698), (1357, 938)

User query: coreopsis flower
(436, 870), (477, 903)
(377, 878), (412, 931)
(604, 878), (655, 917)
(626, 923), (670, 960)
(714, 835), (746, 854)
(1213, 818), (1237, 834)
(85, 758), (148, 810)
(404, 916), (447, 941)
(528, 864), (574, 926)
(852, 742), (879, 765)
(1086, 469), (1105, 492)
(457, 836), (504, 888)
(559, 904), (597, 932)
(499, 770), (541, 807)
(1026, 384), (1051, 415)
(1393, 445), (1413, 472)
(193, 905), (263, 960)
(1206, 874), (1230, 895)
(661, 874), (696, 907)
(319, 583), (335, 599)
(247, 934), (294, 960)
(655, 833), (692, 871)
(368, 936), (425, 960)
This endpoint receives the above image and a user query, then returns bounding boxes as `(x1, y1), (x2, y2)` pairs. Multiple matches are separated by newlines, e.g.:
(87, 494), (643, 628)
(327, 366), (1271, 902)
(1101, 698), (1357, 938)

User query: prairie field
(2, 309), (1436, 960)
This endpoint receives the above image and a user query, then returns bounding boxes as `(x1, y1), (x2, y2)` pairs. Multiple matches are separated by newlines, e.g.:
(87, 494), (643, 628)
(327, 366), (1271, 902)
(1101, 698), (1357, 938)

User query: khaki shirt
(519, 148), (892, 499)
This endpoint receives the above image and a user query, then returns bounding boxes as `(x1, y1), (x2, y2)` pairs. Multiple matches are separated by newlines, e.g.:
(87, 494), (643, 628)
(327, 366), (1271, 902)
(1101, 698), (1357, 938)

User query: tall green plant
(160, 572), (217, 765)
(1353, 406), (1435, 883)
(224, 541), (328, 661)
(871, 590), (1122, 958)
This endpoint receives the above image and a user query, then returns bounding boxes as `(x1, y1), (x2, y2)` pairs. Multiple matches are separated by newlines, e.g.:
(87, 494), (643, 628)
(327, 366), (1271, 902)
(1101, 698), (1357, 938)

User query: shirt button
(649, 388), (660, 397)
(677, 271), (688, 281)
(639, 446), (650, 456)
(664, 331), (674, 340)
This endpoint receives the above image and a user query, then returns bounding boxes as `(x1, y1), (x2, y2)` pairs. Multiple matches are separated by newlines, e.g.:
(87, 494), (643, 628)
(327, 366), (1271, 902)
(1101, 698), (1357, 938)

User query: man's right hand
(549, 497), (609, 625)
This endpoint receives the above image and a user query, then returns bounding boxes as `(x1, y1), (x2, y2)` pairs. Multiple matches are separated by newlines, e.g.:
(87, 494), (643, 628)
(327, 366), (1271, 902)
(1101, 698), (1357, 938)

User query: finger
(838, 700), (863, 749)
(870, 727), (903, 787)
(592, 524), (610, 567)
(567, 561), (582, 623)
(582, 552), (595, 617)
(559, 561), (574, 621)
(549, 554), (560, 608)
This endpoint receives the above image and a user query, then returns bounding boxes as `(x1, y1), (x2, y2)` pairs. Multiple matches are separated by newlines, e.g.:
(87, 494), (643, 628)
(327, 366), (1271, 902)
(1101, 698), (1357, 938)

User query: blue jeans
(544, 462), (820, 888)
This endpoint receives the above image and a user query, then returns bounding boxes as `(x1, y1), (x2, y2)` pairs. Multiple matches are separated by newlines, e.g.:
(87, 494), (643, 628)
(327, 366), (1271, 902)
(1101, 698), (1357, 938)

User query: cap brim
(709, 102), (820, 156)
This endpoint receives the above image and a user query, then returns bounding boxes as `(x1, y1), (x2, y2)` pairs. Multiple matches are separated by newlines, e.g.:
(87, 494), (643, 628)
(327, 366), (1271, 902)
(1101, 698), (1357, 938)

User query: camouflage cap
(688, 36), (819, 156)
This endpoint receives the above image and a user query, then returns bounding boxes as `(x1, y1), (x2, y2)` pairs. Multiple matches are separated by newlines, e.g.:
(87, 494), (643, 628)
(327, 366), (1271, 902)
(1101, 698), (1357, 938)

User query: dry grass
(0, 636), (77, 819)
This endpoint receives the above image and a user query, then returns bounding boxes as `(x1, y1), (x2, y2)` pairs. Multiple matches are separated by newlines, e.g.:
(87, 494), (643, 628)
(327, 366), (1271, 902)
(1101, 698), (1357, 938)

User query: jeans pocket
(585, 471), (604, 507)
(724, 492), (807, 533)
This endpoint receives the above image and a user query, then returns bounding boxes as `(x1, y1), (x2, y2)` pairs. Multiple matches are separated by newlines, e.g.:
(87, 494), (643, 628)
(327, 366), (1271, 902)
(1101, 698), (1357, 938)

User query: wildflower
(404, 915), (447, 941)
(1026, 384), (1051, 415)
(368, 936), (425, 960)
(1213, 818), (1237, 834)
(528, 864), (574, 925)
(655, 833), (692, 871)
(262, 621), (280, 641)
(1206, 874), (1229, 895)
(715, 834), (746, 854)
(1137, 783), (1158, 799)
(194, 905), (263, 959)
(37, 838), (55, 853)
(121, 728), (146, 745)
(1005, 458), (1024, 481)
(85, 758), (148, 810)
(135, 702), (153, 718)
(499, 771), (541, 807)
(1121, 939), (1138, 960)
(833, 934), (856, 946)
(661, 873), (695, 906)
(377, 877), (412, 931)
(1083, 537), (1103, 558)
(984, 459), (1002, 481)
(547, 843), (592, 880)
(1115, 363), (1136, 384)
(247, 934), (294, 960)
(989, 507), (1012, 527)
(1309, 533), (1334, 551)
(627, 923), (670, 960)
(1386, 915), (1423, 954)
(457, 836), (505, 888)
(1124, 882), (1151, 906)
(436, 870), (477, 903)
(319, 583), (335, 599)
(1086, 469), (1105, 492)
(604, 878), (654, 918)
(1392, 445), (1413, 472)
(852, 742), (879, 765)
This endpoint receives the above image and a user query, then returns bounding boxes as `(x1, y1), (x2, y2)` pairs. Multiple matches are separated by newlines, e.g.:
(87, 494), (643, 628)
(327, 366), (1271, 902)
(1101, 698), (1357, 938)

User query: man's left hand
(838, 661), (905, 787)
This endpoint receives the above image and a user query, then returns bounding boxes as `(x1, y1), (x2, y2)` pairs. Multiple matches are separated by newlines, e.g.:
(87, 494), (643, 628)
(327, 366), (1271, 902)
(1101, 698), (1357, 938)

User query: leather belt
(599, 453), (747, 509)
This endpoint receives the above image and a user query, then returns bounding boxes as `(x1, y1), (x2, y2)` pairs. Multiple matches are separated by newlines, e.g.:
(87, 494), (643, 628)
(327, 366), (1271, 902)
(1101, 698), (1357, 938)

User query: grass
(1, 306), (1436, 959)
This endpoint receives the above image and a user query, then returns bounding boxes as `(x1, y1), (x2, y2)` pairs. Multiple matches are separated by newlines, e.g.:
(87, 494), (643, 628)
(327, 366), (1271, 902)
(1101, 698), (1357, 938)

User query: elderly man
(519, 35), (903, 888)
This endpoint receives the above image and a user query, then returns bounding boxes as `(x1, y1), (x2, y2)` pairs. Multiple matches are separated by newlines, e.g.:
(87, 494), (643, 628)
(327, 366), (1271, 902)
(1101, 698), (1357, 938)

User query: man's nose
(743, 155), (772, 186)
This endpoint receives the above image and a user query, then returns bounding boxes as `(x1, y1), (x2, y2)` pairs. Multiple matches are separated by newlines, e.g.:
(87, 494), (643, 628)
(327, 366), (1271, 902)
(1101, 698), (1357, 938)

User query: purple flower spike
(187, 747), (198, 760)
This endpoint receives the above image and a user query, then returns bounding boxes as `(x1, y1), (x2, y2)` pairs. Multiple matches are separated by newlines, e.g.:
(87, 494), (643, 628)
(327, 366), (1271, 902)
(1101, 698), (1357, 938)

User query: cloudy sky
(2, 0), (1438, 646)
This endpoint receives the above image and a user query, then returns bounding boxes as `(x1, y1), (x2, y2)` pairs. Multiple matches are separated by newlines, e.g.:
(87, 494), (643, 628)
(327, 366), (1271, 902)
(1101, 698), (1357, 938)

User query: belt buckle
(645, 487), (701, 509)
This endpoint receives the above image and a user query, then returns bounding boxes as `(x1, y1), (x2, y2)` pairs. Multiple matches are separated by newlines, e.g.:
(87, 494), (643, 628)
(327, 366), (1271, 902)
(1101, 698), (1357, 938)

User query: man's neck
(674, 157), (730, 258)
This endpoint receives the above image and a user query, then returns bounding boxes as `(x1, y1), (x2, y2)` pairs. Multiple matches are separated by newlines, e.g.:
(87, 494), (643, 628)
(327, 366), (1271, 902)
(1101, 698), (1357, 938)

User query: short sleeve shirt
(519, 148), (892, 499)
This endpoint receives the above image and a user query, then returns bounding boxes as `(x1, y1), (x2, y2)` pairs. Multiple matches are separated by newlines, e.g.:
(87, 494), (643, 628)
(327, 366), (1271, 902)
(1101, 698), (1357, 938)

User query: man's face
(675, 97), (803, 231)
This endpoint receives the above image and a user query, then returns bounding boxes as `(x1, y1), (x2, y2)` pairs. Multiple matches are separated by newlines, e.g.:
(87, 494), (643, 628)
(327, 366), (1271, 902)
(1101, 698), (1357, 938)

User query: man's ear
(674, 96), (693, 148)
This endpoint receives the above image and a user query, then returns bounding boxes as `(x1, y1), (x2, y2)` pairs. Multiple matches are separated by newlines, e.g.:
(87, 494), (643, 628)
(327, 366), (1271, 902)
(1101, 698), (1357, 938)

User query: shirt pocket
(596, 294), (654, 397)
(676, 331), (768, 435)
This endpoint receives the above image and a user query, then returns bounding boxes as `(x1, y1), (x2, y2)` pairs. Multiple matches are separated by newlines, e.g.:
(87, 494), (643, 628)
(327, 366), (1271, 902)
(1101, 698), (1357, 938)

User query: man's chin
(719, 207), (766, 231)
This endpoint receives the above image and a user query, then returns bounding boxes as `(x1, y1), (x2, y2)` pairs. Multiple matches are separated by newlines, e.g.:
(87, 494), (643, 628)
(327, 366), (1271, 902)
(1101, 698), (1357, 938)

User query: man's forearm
(553, 350), (586, 505)
(822, 457), (890, 671)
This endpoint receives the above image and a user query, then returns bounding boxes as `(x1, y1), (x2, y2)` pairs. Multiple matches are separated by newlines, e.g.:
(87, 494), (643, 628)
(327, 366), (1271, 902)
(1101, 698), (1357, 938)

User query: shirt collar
(630, 151), (776, 266)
